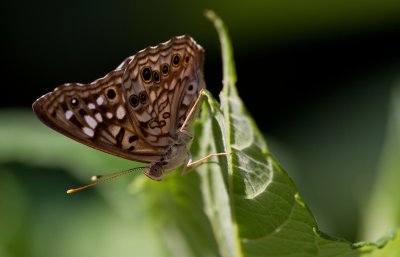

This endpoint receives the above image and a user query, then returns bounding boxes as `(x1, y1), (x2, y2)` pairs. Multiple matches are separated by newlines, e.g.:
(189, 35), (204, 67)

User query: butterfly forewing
(32, 35), (205, 164)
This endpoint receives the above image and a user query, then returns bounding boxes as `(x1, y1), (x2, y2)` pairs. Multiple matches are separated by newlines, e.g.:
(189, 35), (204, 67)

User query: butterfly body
(146, 132), (194, 179)
(33, 35), (205, 180)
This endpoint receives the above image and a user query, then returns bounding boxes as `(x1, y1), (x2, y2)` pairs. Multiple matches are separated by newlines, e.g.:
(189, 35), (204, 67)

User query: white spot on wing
(106, 112), (113, 119)
(88, 103), (96, 109)
(96, 96), (104, 105)
(95, 113), (103, 122)
(116, 105), (126, 119)
(183, 94), (192, 105)
(65, 110), (73, 120)
(83, 127), (94, 137)
(84, 115), (98, 129)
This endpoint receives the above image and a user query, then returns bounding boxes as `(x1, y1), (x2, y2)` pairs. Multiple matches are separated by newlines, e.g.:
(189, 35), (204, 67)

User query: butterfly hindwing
(121, 35), (205, 146)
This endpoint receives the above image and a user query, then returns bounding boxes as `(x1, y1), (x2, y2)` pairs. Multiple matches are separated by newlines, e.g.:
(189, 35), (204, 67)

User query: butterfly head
(144, 162), (164, 181)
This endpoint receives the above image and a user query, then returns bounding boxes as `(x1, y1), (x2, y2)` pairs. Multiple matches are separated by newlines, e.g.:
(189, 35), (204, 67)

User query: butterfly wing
(121, 35), (205, 145)
(32, 56), (163, 163)
(33, 35), (205, 163)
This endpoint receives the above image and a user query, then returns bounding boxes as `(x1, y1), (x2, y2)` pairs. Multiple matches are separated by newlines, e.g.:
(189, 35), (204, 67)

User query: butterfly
(32, 35), (228, 193)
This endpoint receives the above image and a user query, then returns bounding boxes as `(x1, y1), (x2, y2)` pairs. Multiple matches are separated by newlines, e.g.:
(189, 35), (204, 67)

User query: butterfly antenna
(66, 166), (147, 194)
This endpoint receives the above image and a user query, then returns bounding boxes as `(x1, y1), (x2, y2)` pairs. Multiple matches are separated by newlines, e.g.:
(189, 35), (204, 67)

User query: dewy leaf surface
(134, 10), (397, 257)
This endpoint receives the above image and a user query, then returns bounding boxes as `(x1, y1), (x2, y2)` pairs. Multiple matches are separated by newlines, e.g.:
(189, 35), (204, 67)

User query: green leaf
(133, 10), (398, 257)
(365, 229), (399, 257)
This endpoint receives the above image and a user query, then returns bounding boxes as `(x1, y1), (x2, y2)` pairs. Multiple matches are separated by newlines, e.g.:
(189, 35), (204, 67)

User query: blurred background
(1, 1), (400, 256)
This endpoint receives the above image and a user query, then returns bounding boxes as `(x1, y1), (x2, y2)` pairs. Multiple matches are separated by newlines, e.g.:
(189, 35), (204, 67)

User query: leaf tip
(203, 9), (218, 22)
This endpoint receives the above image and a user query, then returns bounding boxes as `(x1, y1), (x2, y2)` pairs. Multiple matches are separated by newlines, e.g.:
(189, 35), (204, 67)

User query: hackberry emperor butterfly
(33, 35), (228, 193)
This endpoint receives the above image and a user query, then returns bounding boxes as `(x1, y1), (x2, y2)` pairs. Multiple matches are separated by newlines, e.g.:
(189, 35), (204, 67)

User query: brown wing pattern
(32, 55), (163, 163)
(121, 35), (205, 146)
(32, 35), (205, 163)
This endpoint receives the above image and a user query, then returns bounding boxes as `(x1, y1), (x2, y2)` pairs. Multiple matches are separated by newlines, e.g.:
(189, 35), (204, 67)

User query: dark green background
(1, 0), (400, 256)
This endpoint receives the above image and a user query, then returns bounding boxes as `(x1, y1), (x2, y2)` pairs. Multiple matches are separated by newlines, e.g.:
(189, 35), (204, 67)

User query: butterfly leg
(179, 89), (206, 136)
(179, 89), (230, 176)
(181, 152), (230, 176)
